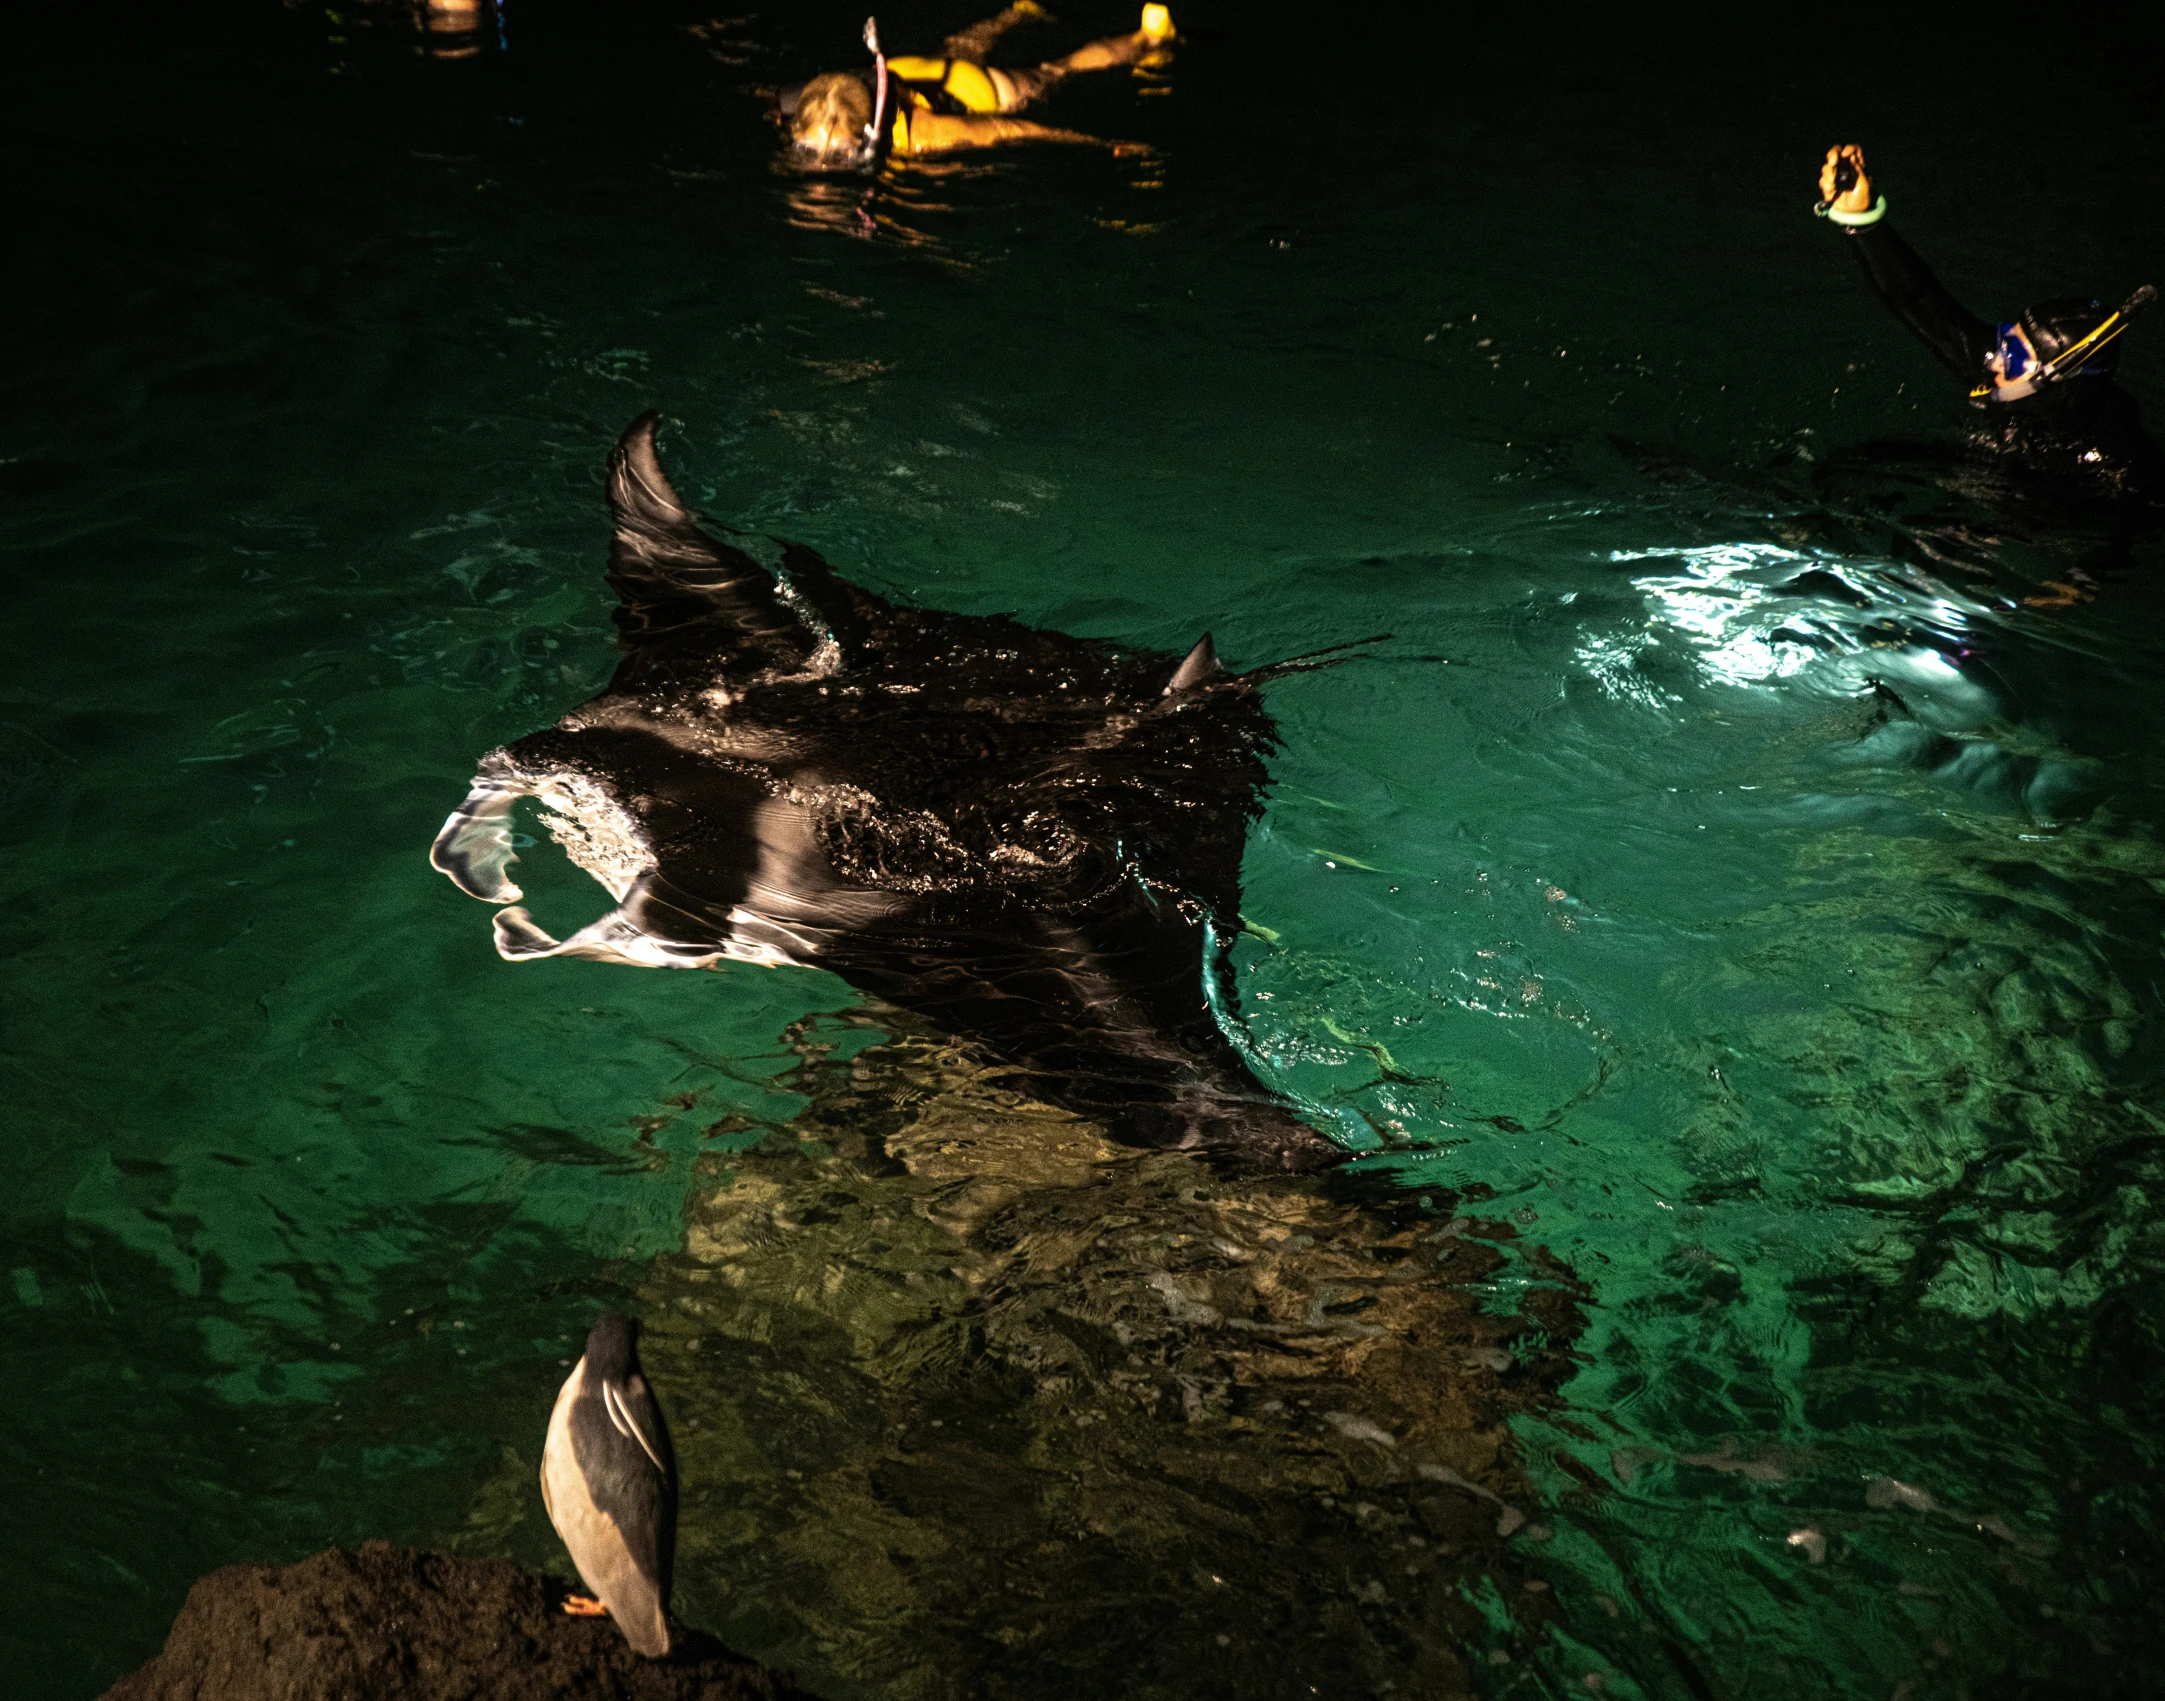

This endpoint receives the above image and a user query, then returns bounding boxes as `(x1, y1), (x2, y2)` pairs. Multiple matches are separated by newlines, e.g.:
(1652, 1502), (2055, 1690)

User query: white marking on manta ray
(476, 783), (909, 972)
(534, 772), (654, 901)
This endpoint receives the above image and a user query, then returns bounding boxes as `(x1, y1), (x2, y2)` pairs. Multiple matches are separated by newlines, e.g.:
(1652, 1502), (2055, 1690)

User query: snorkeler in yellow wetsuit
(786, 4), (1173, 164)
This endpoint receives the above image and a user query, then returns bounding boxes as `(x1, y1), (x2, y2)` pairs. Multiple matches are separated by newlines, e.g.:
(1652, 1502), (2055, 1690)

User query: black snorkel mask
(1973, 284), (2158, 403)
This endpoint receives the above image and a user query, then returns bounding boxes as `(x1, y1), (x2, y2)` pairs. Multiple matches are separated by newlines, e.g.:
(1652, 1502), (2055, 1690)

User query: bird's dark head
(583, 1312), (641, 1379)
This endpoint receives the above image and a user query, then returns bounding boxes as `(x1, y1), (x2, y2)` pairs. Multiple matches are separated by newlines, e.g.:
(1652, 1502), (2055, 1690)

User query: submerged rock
(101, 1540), (816, 1701)
(583, 1007), (1586, 1699)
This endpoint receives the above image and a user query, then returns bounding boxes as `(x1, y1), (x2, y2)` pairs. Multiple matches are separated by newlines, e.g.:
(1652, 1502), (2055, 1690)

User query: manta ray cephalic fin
(492, 900), (732, 970)
(430, 780), (524, 903)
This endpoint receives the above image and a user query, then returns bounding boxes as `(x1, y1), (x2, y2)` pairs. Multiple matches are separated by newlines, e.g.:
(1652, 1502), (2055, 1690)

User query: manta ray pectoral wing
(607, 412), (819, 676)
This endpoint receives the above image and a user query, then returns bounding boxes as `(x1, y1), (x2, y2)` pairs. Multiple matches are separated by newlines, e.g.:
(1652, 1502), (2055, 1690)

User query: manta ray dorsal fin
(1164, 633), (1223, 696)
(605, 412), (818, 673)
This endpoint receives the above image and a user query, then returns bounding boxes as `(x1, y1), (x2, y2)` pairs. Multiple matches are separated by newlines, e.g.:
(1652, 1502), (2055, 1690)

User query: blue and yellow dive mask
(1973, 286), (2157, 403)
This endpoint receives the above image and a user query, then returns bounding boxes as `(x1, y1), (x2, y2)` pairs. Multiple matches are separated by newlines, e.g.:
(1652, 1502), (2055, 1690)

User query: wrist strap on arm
(1817, 193), (1889, 227)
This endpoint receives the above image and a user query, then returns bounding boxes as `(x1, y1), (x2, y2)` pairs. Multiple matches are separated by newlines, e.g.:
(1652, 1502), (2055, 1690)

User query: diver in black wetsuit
(1815, 144), (2162, 503)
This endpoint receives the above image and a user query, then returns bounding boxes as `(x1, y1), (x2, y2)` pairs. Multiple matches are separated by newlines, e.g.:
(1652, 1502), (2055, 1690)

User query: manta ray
(431, 413), (1347, 1172)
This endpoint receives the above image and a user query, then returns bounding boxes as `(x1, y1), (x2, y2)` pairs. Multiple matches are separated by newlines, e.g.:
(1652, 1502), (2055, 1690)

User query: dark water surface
(7, 3), (2165, 1696)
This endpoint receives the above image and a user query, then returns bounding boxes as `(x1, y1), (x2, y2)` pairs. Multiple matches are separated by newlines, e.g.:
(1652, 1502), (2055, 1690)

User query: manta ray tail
(1238, 632), (1395, 686)
(606, 412), (824, 675)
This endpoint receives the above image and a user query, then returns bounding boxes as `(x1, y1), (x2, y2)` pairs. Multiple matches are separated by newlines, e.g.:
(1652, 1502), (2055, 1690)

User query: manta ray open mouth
(428, 412), (1367, 1172)
(429, 758), (749, 970)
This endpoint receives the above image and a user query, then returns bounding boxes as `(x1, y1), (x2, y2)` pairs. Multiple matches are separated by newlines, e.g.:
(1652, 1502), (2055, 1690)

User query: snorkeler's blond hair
(792, 72), (873, 157)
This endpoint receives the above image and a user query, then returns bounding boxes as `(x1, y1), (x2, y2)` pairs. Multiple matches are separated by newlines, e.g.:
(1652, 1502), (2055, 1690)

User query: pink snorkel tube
(863, 16), (890, 162)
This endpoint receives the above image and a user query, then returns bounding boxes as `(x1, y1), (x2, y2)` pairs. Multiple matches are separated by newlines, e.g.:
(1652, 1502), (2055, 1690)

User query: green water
(7, 3), (2165, 1696)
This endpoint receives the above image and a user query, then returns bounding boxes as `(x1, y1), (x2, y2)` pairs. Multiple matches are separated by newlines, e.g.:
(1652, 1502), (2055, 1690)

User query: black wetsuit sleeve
(1843, 222), (1996, 383)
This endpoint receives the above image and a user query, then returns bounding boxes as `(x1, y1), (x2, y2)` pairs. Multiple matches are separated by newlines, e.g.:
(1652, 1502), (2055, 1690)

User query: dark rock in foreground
(102, 1540), (817, 1701)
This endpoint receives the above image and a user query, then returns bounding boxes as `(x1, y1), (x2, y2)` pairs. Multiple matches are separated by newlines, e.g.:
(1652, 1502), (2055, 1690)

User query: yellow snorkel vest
(885, 55), (1006, 114)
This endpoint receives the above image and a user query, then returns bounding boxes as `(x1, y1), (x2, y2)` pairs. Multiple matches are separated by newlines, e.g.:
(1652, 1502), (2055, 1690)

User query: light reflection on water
(1602, 542), (1987, 690)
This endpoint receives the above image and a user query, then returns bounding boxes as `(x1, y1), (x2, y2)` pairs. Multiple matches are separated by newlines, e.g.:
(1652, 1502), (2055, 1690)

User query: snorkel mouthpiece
(863, 16), (889, 161)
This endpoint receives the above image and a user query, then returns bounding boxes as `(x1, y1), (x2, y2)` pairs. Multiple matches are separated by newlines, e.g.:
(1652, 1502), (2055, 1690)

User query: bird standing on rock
(540, 1313), (677, 1657)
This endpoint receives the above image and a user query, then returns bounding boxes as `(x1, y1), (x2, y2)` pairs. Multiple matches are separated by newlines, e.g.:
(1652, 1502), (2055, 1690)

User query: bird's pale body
(540, 1316), (676, 1657)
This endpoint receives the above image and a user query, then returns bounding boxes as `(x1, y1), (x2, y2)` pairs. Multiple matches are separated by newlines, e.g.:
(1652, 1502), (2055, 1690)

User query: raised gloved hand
(1817, 144), (1874, 215)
